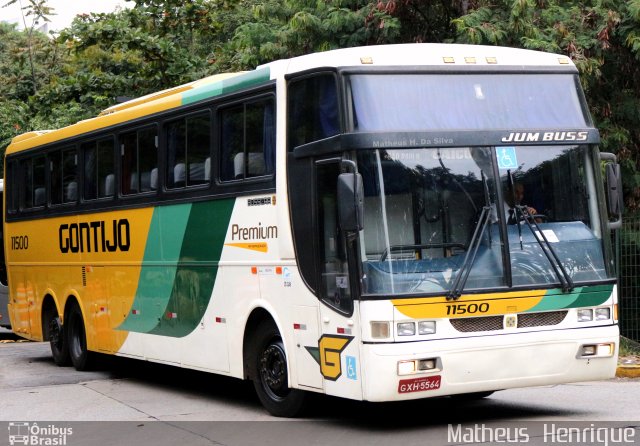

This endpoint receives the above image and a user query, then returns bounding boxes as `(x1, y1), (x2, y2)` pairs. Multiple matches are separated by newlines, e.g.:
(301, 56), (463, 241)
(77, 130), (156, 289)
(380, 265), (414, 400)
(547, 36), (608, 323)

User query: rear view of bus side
(4, 44), (623, 417)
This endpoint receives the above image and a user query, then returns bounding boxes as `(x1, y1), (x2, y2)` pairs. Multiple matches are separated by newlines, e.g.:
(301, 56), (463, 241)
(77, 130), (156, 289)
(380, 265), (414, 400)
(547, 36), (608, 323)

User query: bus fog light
(398, 360), (416, 375)
(577, 309), (593, 322)
(581, 345), (596, 356)
(371, 321), (390, 339)
(418, 321), (436, 335)
(418, 358), (437, 371)
(397, 322), (416, 336)
(595, 308), (610, 321)
(597, 343), (614, 356)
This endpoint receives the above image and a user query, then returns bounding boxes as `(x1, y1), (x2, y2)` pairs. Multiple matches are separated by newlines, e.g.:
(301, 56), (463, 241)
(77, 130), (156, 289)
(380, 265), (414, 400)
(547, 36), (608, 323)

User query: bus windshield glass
(357, 145), (614, 296)
(349, 74), (588, 131)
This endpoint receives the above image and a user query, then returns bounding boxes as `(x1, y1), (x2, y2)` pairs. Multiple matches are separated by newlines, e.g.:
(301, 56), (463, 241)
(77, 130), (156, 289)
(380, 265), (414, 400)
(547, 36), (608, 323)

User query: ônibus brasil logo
(8, 422), (73, 446)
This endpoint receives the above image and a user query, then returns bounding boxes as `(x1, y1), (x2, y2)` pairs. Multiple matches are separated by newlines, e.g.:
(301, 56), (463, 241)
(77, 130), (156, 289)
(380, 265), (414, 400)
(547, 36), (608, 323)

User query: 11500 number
(446, 302), (489, 316)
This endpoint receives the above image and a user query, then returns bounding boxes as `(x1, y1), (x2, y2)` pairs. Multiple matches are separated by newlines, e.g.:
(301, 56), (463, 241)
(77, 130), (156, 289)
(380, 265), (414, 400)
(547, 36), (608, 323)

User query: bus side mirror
(601, 152), (623, 230)
(337, 172), (364, 233)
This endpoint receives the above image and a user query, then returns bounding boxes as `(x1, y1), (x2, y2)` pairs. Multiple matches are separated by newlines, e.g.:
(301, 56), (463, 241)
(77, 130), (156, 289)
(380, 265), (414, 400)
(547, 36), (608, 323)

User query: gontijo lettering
(59, 219), (130, 253)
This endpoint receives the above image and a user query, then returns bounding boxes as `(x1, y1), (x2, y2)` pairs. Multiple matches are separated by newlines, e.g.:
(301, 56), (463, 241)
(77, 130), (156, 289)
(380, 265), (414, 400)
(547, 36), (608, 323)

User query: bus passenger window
(62, 148), (78, 203)
(166, 112), (211, 189)
(120, 127), (157, 195)
(20, 159), (33, 209)
(50, 151), (61, 205)
(220, 98), (274, 182)
(33, 156), (46, 207)
(83, 138), (115, 200)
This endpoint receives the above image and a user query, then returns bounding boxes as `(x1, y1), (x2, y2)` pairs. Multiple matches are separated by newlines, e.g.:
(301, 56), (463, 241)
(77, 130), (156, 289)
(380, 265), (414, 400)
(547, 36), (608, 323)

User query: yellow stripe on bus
(392, 290), (547, 319)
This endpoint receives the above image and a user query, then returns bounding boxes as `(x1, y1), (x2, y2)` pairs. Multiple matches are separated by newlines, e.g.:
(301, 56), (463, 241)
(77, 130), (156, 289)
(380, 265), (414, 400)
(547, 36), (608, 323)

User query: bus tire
(66, 303), (94, 371)
(252, 321), (306, 417)
(48, 314), (70, 366)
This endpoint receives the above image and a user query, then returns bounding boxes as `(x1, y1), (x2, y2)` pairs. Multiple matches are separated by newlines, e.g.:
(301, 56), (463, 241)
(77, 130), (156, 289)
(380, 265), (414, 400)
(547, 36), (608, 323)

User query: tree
(227, 0), (400, 69)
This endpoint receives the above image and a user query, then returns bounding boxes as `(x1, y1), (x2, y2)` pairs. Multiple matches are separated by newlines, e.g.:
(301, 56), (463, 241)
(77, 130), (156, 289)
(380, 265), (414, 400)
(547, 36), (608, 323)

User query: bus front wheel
(252, 321), (306, 417)
(66, 304), (94, 371)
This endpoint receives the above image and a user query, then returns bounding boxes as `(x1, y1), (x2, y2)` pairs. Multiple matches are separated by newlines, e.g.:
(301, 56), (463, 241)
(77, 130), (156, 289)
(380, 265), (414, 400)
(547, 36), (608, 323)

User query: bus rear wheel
(66, 304), (94, 371)
(252, 321), (306, 417)
(48, 314), (70, 366)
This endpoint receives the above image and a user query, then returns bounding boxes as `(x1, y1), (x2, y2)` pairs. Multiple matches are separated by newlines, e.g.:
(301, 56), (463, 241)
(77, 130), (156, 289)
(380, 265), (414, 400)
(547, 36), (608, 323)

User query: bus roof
(6, 43), (575, 155)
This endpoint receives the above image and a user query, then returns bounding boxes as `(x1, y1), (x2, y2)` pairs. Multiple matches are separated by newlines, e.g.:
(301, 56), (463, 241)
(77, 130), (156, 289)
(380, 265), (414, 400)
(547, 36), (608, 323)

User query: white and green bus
(4, 44), (622, 416)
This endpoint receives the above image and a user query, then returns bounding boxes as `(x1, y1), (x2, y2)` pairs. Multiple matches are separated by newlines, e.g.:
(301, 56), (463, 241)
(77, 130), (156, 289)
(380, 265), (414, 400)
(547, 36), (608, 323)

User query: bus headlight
(397, 322), (416, 336)
(418, 321), (436, 335)
(577, 309), (593, 322)
(595, 307), (611, 321)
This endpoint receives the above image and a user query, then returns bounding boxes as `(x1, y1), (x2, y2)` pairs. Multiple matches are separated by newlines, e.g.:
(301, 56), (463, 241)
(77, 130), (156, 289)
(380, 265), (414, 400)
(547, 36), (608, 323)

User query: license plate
(398, 375), (441, 394)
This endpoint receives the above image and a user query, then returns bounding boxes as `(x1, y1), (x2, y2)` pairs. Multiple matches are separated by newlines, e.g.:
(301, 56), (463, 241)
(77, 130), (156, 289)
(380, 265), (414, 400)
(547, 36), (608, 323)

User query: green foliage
(227, 0), (400, 69)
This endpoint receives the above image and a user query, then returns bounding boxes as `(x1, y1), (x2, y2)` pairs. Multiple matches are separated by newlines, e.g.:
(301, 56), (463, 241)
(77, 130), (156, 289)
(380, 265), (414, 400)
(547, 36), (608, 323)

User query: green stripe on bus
(117, 204), (192, 333)
(148, 198), (235, 337)
(182, 68), (271, 105)
(526, 284), (613, 312)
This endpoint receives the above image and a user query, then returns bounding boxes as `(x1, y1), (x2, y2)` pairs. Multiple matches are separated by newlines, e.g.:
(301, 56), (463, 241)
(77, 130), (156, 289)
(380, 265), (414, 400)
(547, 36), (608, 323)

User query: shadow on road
(71, 352), (586, 426)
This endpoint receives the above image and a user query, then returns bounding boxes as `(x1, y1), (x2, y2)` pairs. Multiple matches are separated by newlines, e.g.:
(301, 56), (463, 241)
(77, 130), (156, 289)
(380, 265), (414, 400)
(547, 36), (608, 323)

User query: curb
(616, 365), (640, 378)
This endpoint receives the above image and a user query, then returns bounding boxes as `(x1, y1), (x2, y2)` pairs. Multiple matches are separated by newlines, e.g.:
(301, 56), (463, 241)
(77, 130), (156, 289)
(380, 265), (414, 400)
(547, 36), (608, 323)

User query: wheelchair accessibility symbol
(497, 147), (518, 169)
(346, 356), (357, 380)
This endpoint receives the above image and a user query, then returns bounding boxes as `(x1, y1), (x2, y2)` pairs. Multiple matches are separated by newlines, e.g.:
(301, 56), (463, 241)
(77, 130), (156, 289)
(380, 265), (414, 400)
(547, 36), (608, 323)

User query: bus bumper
(360, 325), (618, 402)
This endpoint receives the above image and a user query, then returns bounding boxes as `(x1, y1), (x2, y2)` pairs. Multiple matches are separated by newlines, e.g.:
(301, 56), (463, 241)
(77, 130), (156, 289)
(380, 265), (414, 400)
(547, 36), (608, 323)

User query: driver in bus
(505, 182), (540, 224)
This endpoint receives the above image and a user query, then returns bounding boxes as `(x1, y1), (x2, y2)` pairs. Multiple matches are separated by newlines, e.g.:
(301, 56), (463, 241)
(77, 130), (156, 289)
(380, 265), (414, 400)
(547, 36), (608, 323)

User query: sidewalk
(616, 355), (640, 378)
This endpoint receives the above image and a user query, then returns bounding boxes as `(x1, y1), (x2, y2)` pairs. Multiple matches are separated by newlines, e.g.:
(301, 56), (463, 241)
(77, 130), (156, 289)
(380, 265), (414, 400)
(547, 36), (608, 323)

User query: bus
(4, 44), (623, 417)
(0, 179), (9, 329)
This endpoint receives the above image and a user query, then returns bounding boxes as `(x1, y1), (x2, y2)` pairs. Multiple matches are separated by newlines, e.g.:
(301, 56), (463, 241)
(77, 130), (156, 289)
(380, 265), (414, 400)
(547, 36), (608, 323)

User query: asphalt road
(1, 328), (639, 446)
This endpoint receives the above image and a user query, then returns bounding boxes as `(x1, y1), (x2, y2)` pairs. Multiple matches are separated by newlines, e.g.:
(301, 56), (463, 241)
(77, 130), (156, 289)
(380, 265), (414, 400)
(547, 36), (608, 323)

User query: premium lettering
(231, 222), (277, 241)
(59, 219), (130, 253)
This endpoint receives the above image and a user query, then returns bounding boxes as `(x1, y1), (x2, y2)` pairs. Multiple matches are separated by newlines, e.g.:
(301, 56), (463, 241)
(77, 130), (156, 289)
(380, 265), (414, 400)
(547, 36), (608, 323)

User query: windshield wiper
(514, 205), (575, 293)
(447, 171), (491, 300)
(507, 171), (574, 293)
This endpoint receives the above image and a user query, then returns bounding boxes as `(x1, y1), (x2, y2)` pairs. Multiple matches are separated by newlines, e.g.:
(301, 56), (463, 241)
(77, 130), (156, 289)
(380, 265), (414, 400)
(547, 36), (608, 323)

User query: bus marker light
(293, 323), (306, 330)
(275, 266), (282, 275)
(216, 317), (226, 323)
(465, 57), (476, 64)
(167, 312), (178, 319)
(360, 57), (373, 64)
(337, 327), (352, 335)
(614, 304), (618, 321)
(371, 321), (390, 339)
(132, 309), (140, 315)
(251, 266), (258, 274)
(443, 57), (455, 64)
(486, 57), (497, 64)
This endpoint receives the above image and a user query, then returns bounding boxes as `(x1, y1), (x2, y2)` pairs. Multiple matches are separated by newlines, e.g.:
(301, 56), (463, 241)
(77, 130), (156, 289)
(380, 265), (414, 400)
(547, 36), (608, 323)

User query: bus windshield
(357, 145), (614, 296)
(348, 73), (588, 131)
